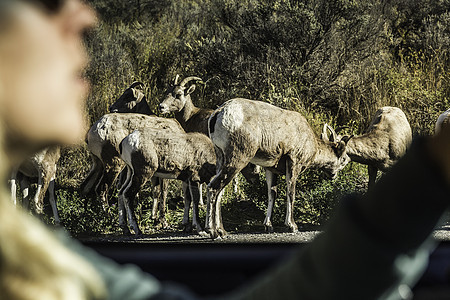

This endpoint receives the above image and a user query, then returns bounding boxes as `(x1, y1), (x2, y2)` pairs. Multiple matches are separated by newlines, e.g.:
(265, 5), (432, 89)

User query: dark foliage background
(45, 0), (450, 234)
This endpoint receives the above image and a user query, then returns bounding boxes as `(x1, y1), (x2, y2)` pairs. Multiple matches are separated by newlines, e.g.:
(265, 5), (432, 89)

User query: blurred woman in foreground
(1, 1), (450, 299)
(0, 0), (105, 299)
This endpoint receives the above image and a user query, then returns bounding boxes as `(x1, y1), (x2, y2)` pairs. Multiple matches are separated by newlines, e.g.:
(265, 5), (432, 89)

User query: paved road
(79, 226), (450, 244)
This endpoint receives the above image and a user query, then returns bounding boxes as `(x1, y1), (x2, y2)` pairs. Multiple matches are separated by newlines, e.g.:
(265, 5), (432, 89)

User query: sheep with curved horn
(159, 75), (261, 199)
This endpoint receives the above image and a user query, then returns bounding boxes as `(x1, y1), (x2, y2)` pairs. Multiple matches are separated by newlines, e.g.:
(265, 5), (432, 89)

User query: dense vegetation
(49, 0), (449, 235)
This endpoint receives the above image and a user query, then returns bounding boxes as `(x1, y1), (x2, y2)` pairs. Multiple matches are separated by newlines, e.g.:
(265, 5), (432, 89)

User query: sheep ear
(132, 88), (145, 103)
(186, 84), (196, 95)
(340, 135), (353, 145)
(174, 74), (180, 85)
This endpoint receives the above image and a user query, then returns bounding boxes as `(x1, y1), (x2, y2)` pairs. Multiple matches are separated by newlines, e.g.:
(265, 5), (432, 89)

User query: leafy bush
(51, 0), (450, 235)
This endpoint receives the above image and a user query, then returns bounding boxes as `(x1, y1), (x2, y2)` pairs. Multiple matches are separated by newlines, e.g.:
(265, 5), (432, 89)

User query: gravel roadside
(79, 226), (450, 244)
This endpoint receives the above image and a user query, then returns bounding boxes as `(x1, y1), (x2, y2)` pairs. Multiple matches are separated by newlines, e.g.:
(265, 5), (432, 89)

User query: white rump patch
(211, 102), (244, 151)
(121, 130), (141, 166)
(127, 130), (141, 148)
(96, 116), (112, 141)
(222, 102), (244, 132)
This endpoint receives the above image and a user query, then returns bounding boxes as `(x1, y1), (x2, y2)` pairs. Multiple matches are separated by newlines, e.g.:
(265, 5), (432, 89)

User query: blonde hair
(0, 135), (107, 300)
(0, 2), (106, 299)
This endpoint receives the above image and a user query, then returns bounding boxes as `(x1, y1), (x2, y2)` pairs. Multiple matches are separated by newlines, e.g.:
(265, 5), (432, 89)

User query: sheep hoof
(209, 230), (219, 239)
(198, 230), (209, 237)
(265, 225), (274, 233)
(218, 228), (228, 237)
(192, 224), (204, 234)
(289, 226), (299, 233)
(120, 226), (132, 236)
(182, 223), (193, 233)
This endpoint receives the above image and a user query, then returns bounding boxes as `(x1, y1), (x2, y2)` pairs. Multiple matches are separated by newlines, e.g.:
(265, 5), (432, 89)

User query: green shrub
(52, 0), (450, 235)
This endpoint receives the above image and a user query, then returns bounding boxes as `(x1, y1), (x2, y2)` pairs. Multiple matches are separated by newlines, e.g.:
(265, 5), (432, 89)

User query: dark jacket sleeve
(224, 137), (450, 300)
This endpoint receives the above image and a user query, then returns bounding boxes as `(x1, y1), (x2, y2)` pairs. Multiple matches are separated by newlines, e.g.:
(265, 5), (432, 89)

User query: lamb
(80, 112), (184, 230)
(10, 146), (61, 225)
(206, 98), (352, 238)
(344, 106), (412, 190)
(119, 129), (216, 235)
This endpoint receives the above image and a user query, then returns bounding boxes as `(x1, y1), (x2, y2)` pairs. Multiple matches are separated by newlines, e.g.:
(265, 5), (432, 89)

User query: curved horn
(326, 124), (337, 142)
(179, 76), (202, 87)
(321, 123), (329, 142)
(174, 74), (180, 85)
(130, 81), (144, 89)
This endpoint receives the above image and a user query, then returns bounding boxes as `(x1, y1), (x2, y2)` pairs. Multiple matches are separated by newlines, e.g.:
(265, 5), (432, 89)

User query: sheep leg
(157, 178), (169, 229)
(80, 154), (103, 197)
(368, 165), (378, 191)
(198, 183), (204, 206)
(98, 160), (123, 211)
(115, 168), (128, 193)
(204, 147), (223, 237)
(151, 177), (160, 219)
(207, 165), (244, 239)
(232, 176), (239, 194)
(9, 169), (19, 205)
(206, 147), (253, 238)
(181, 181), (192, 232)
(33, 171), (46, 215)
(20, 176), (31, 210)
(285, 159), (300, 233)
(121, 163), (152, 236)
(264, 169), (278, 233)
(121, 177), (142, 236)
(188, 180), (202, 233)
(48, 177), (60, 225)
(117, 166), (133, 235)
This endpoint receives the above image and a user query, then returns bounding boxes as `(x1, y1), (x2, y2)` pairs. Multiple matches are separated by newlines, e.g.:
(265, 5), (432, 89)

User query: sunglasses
(26, 0), (64, 13)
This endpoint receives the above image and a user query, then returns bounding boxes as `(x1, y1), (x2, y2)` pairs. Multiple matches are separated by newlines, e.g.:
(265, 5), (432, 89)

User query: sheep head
(109, 81), (152, 114)
(320, 123), (353, 179)
(159, 75), (202, 114)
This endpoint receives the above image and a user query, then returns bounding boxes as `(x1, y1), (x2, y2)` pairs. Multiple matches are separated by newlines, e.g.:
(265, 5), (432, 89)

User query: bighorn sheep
(80, 113), (184, 230)
(10, 146), (61, 225)
(119, 129), (216, 235)
(344, 106), (412, 190)
(109, 81), (154, 115)
(207, 98), (352, 238)
(159, 75), (212, 134)
(81, 82), (154, 202)
(435, 108), (450, 134)
(159, 75), (260, 192)
(80, 82), (181, 227)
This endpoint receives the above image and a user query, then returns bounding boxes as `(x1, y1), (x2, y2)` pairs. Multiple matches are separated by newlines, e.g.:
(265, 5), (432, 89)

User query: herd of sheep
(10, 75), (449, 239)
